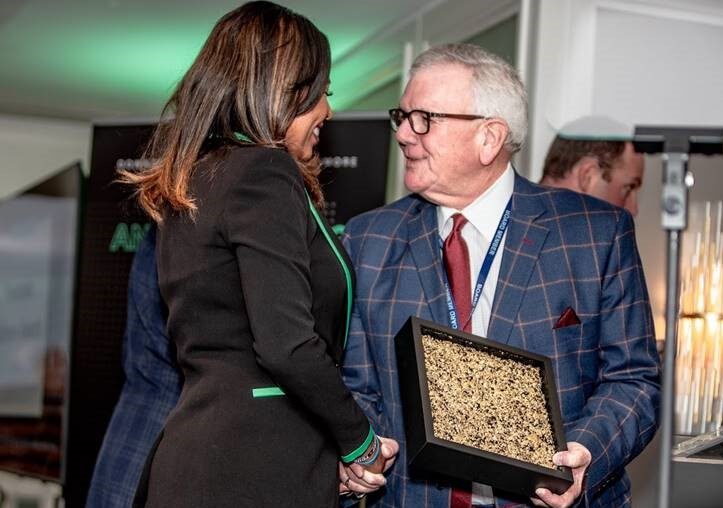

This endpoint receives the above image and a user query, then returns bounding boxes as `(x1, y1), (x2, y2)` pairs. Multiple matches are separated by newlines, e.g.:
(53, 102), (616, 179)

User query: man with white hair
(341, 43), (660, 507)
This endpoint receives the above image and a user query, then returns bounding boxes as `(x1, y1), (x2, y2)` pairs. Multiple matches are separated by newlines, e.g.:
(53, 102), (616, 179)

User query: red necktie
(443, 213), (473, 508)
(443, 213), (472, 333)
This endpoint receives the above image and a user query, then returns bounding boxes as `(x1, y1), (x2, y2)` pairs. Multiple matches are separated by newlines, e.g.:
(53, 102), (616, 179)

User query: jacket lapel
(488, 175), (549, 345)
(407, 198), (449, 326)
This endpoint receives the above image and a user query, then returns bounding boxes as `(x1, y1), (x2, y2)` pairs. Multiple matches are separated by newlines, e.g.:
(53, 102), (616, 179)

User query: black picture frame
(394, 316), (573, 498)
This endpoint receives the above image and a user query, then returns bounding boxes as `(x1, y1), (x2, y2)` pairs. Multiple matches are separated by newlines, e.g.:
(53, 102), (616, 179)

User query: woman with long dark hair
(123, 2), (396, 506)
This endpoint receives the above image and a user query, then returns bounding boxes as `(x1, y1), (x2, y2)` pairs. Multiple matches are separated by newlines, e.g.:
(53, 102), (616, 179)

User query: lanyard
(441, 198), (512, 330)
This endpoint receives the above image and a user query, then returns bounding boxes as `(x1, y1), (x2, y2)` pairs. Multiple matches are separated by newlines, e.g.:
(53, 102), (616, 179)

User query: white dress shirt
(437, 163), (514, 337)
(436, 163), (514, 506)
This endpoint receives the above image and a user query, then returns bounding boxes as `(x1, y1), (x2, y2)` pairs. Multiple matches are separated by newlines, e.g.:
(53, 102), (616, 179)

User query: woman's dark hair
(121, 1), (331, 221)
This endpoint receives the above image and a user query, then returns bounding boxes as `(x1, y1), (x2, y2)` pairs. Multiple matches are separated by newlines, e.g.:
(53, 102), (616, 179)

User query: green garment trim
(341, 425), (375, 463)
(251, 386), (285, 398)
(306, 193), (353, 348)
(233, 131), (252, 143)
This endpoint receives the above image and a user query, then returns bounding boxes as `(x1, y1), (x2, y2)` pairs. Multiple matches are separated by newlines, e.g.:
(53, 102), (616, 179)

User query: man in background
(86, 227), (181, 508)
(539, 115), (644, 216)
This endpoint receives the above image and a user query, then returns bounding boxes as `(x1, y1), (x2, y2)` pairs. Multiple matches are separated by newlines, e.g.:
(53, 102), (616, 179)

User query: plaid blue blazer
(86, 227), (181, 508)
(341, 174), (661, 508)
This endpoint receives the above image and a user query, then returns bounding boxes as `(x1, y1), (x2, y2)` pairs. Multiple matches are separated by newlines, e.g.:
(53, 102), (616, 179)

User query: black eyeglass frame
(388, 108), (489, 135)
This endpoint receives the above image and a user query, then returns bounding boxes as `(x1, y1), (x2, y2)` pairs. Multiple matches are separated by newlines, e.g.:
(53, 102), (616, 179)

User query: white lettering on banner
(321, 156), (358, 168)
(115, 158), (153, 172)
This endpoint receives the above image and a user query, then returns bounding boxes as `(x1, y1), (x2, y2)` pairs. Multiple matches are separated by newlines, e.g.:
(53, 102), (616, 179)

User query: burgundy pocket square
(554, 306), (581, 329)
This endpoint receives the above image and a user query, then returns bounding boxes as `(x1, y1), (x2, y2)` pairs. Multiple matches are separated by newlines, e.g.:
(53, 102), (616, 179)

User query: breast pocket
(551, 322), (583, 347)
(551, 320), (598, 396)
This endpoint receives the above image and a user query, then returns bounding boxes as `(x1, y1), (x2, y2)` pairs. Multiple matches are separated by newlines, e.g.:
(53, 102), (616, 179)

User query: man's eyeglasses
(388, 108), (488, 135)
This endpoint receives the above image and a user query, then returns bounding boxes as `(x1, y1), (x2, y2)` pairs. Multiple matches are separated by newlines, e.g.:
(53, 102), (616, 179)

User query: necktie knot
(451, 213), (468, 234)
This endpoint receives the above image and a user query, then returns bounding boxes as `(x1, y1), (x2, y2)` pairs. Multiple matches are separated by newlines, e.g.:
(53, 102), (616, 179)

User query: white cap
(557, 115), (633, 141)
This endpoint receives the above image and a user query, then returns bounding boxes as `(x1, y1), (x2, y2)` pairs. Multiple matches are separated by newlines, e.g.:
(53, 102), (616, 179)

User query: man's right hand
(339, 436), (399, 496)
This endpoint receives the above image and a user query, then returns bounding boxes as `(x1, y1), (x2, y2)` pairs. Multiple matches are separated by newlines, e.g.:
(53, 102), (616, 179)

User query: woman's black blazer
(139, 145), (373, 507)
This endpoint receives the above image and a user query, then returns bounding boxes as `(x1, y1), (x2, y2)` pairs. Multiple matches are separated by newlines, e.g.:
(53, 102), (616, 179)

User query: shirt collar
(437, 163), (514, 240)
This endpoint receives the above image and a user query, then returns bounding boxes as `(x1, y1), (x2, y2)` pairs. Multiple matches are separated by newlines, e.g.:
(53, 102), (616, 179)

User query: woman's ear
(477, 119), (509, 166)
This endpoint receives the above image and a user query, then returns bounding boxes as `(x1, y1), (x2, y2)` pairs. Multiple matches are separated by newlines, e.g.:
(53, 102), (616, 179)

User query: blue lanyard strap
(441, 198), (512, 330)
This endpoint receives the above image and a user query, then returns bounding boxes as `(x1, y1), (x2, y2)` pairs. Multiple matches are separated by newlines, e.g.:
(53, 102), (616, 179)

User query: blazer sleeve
(343, 305), (388, 436)
(340, 234), (388, 434)
(221, 149), (373, 462)
(565, 210), (661, 499)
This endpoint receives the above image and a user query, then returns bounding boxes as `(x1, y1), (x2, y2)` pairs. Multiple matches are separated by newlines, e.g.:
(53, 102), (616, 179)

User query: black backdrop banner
(316, 115), (391, 232)
(64, 114), (390, 506)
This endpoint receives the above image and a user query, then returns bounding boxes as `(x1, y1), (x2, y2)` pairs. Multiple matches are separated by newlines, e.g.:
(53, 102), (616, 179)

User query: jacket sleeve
(340, 233), (388, 436)
(222, 150), (373, 462)
(342, 308), (388, 435)
(564, 210), (661, 500)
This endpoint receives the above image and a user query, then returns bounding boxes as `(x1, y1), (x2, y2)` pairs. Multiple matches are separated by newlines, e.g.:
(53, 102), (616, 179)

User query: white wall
(0, 114), (91, 201)
(593, 5), (723, 125)
(527, 0), (597, 180)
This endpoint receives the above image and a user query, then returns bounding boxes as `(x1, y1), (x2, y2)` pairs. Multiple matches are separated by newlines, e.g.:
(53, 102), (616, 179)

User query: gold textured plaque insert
(422, 334), (556, 469)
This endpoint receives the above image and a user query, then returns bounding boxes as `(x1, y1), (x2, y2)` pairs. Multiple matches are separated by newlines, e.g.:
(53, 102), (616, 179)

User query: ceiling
(0, 0), (515, 121)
